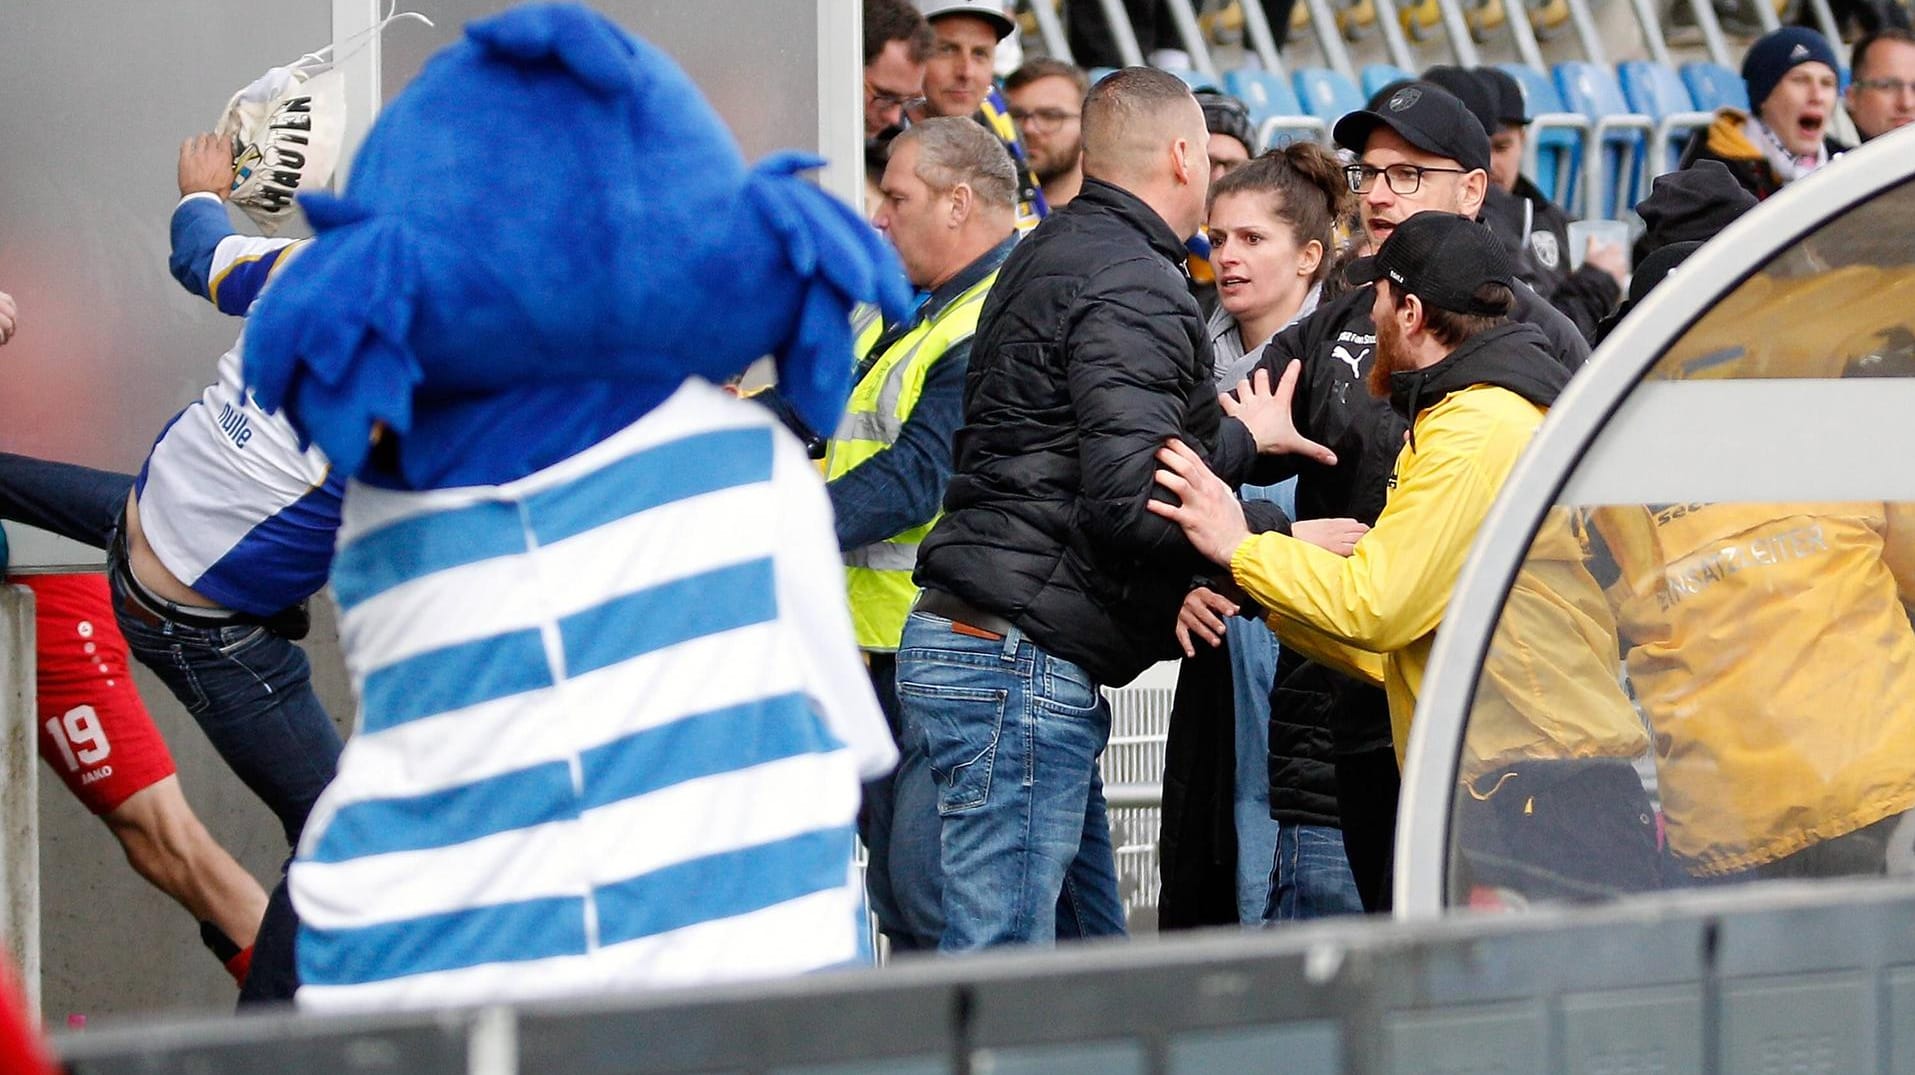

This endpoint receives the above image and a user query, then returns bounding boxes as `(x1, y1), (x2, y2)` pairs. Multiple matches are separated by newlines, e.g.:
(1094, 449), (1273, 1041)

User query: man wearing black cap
(1680, 27), (1849, 199)
(1149, 211), (1609, 764)
(1426, 65), (1624, 344)
(1153, 213), (1659, 905)
(1222, 82), (1587, 911)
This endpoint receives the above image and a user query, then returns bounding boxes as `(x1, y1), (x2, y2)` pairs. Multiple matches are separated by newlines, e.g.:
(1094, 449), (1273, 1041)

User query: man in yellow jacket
(1150, 211), (1656, 902)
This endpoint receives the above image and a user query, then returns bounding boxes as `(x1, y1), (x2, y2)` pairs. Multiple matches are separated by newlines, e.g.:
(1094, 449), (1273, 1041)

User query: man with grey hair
(897, 69), (1336, 951)
(832, 116), (1019, 952)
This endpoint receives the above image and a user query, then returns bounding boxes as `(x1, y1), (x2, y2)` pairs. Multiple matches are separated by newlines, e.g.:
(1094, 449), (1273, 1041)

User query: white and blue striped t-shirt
(290, 379), (896, 1012)
(138, 194), (341, 615)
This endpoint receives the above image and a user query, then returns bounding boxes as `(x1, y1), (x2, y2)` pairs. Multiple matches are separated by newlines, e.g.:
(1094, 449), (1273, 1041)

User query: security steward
(833, 116), (1019, 952)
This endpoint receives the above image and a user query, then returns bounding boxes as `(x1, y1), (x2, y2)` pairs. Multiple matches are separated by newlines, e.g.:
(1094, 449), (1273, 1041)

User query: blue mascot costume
(243, 2), (909, 1011)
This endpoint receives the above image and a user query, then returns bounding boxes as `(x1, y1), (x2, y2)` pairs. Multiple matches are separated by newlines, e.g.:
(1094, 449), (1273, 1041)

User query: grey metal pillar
(1370, 0), (1421, 71)
(1753, 0), (1782, 31)
(1025, 0), (1074, 61)
(1434, 0), (1483, 65)
(1503, 0), (1547, 74)
(1302, 0), (1359, 78)
(1804, 0), (1843, 50)
(1689, 0), (1735, 68)
(1562, 0), (1609, 64)
(1627, 0), (1675, 66)
(1162, 0), (1220, 76)
(1240, 0), (1295, 77)
(0, 587), (38, 1015)
(1095, 0), (1148, 65)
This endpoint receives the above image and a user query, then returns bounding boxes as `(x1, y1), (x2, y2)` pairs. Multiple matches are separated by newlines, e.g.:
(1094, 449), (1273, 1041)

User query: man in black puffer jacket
(898, 67), (1345, 952)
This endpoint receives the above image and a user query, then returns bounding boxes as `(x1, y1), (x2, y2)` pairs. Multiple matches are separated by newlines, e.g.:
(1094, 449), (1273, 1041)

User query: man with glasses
(864, 0), (934, 142)
(1005, 58), (1088, 207)
(1847, 28), (1915, 142)
(916, 0), (1050, 232)
(1229, 82), (1587, 912)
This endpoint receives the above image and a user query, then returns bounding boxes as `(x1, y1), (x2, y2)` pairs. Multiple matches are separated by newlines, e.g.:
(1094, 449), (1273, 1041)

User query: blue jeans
(858, 654), (944, 952)
(895, 611), (1127, 951)
(105, 552), (343, 848)
(0, 451), (133, 551)
(1263, 821), (1364, 922)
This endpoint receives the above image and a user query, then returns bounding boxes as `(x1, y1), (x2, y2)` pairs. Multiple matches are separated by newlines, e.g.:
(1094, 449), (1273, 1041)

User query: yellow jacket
(1231, 381), (1646, 772)
(1589, 501), (1915, 874)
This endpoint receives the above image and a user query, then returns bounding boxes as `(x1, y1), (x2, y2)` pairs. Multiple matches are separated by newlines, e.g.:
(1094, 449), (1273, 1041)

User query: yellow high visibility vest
(825, 270), (997, 650)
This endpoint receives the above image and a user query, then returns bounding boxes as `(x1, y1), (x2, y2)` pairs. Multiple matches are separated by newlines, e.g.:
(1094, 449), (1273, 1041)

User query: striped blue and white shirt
(290, 379), (896, 1012)
(138, 194), (341, 615)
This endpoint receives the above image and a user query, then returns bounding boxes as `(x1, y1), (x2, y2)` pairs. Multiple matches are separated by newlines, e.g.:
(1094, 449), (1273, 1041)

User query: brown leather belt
(912, 588), (1015, 641)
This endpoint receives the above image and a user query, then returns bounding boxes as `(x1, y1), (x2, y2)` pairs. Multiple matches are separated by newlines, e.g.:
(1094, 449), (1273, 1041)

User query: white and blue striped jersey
(137, 194), (342, 615)
(290, 379), (896, 1012)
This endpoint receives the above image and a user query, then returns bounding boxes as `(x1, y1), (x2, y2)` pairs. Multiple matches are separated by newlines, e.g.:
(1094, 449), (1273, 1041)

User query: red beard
(1368, 307), (1408, 399)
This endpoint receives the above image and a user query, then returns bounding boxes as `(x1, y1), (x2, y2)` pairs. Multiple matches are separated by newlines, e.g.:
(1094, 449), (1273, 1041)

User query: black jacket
(1481, 182), (1621, 346)
(914, 178), (1281, 688)
(1247, 268), (1586, 774)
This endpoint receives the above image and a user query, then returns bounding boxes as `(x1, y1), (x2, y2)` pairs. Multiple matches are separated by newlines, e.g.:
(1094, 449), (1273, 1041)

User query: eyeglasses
(1855, 77), (1915, 96)
(1345, 162), (1469, 195)
(866, 81), (927, 113)
(1007, 107), (1080, 132)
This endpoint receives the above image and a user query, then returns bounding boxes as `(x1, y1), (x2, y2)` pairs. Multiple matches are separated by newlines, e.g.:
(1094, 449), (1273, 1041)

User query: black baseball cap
(1476, 66), (1529, 126)
(1421, 65), (1499, 139)
(1334, 81), (1492, 173)
(1349, 212), (1514, 314)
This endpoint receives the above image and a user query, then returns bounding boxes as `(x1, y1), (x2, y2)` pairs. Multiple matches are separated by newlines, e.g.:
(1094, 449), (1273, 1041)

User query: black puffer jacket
(1248, 258), (1586, 805)
(915, 178), (1280, 688)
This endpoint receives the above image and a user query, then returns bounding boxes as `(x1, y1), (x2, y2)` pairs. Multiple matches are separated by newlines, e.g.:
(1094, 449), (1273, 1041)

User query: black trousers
(1333, 747), (1401, 913)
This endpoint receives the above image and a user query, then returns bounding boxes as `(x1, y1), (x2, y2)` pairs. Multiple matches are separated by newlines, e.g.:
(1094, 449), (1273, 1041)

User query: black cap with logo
(1348, 212), (1514, 314)
(1333, 81), (1492, 173)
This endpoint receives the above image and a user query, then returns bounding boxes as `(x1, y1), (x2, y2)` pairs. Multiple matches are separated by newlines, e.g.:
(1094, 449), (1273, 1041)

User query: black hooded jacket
(914, 178), (1285, 688)
(1481, 182), (1622, 346)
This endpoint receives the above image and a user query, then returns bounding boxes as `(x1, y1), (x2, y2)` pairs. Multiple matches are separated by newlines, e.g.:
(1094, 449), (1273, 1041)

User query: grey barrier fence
(53, 875), (1915, 1074)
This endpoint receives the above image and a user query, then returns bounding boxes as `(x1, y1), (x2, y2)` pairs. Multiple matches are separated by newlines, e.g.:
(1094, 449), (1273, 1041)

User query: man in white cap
(916, 0), (1050, 232)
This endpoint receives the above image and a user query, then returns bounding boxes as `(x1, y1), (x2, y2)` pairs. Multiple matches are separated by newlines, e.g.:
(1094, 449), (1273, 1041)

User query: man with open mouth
(1680, 27), (1850, 200)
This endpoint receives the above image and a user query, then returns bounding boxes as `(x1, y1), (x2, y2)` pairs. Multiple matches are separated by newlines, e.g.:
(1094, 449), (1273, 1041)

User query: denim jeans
(895, 610), (1127, 951)
(1263, 821), (1365, 922)
(105, 551), (343, 847)
(0, 451), (134, 550)
(858, 653), (944, 952)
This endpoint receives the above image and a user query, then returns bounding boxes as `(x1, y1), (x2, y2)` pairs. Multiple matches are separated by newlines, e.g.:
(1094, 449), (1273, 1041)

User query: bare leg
(100, 775), (267, 951)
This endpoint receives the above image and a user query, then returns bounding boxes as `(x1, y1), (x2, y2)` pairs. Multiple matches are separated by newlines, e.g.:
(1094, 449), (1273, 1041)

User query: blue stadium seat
(1223, 67), (1329, 148)
(1088, 66), (1119, 86)
(1496, 63), (1585, 209)
(1361, 63), (1416, 100)
(1681, 61), (1748, 112)
(1163, 66), (1220, 93)
(1553, 61), (1654, 218)
(1292, 67), (1366, 129)
(1619, 60), (1716, 177)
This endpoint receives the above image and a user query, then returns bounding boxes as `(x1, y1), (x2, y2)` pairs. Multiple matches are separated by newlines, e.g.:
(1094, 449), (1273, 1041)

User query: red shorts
(18, 574), (176, 815)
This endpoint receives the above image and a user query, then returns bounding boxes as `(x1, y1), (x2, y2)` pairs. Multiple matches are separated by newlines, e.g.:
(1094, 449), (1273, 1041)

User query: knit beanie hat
(1742, 27), (1839, 110)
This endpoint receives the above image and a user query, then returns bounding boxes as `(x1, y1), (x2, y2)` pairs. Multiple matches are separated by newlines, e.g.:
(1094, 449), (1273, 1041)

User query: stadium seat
(1292, 67), (1366, 129)
(1496, 63), (1588, 210)
(1619, 60), (1716, 177)
(1088, 66), (1119, 86)
(1163, 66), (1220, 93)
(1553, 61), (1655, 219)
(1223, 67), (1330, 148)
(1681, 61), (1748, 113)
(1361, 63), (1415, 100)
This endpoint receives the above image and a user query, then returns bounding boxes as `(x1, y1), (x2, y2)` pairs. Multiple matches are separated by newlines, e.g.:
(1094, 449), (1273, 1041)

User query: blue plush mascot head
(243, 2), (911, 484)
